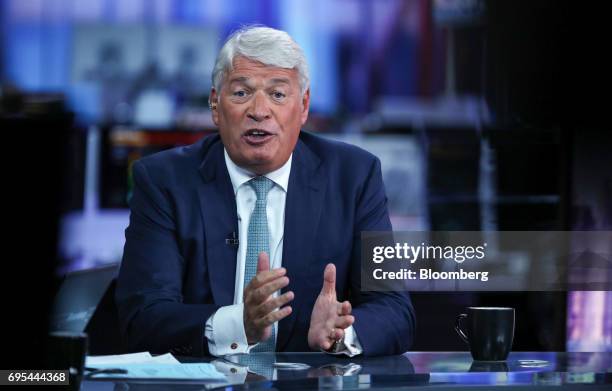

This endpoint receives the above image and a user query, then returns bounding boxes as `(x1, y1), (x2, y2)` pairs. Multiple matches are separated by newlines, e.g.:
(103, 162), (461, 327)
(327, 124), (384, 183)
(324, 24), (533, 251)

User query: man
(116, 26), (415, 357)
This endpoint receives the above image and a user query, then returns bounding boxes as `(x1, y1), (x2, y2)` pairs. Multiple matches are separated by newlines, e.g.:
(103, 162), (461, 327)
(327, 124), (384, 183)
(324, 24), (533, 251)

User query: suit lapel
(277, 138), (327, 351)
(197, 140), (238, 306)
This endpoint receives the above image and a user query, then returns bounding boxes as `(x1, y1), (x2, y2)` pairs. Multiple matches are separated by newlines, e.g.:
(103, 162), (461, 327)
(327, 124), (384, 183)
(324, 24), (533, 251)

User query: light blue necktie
(244, 176), (275, 352)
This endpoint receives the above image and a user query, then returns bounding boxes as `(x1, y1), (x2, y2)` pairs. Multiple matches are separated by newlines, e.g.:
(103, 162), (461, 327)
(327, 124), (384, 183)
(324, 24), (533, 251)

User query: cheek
(278, 105), (303, 129)
(218, 108), (242, 133)
(280, 110), (304, 138)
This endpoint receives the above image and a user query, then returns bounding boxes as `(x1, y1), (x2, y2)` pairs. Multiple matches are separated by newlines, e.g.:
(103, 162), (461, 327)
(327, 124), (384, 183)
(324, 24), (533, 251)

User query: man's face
(211, 56), (310, 174)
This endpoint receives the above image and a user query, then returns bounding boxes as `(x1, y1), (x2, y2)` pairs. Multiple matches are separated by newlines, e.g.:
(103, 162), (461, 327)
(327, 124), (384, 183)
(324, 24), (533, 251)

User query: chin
(246, 148), (276, 164)
(233, 145), (288, 172)
(235, 153), (269, 170)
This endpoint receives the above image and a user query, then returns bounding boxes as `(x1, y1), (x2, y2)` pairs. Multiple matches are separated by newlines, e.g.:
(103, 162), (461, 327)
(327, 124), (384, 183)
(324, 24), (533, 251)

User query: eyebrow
(269, 77), (291, 86)
(228, 76), (251, 85)
(227, 76), (292, 87)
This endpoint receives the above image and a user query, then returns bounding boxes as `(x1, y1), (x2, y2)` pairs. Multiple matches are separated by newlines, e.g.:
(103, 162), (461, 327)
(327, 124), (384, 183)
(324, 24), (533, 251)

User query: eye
(271, 91), (286, 100)
(233, 90), (247, 97)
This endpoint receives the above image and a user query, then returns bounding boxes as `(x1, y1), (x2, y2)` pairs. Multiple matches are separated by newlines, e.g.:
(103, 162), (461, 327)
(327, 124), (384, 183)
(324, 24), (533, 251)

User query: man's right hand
(243, 252), (294, 345)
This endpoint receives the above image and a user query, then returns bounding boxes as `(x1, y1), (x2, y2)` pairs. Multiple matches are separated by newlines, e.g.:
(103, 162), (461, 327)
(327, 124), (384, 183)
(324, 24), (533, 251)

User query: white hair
(211, 26), (310, 96)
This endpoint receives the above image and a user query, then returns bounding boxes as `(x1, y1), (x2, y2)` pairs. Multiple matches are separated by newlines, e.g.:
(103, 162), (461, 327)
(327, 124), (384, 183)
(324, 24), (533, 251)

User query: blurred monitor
(324, 133), (428, 231)
(433, 0), (485, 26)
(70, 24), (216, 126)
(50, 264), (118, 333)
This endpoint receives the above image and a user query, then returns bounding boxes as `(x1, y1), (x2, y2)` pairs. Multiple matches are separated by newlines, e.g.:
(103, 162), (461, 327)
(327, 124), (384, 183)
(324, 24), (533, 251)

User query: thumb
(257, 252), (270, 274)
(321, 263), (336, 296)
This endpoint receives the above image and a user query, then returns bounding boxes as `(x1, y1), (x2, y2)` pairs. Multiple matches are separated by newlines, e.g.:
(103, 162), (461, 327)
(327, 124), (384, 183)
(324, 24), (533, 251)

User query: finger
(244, 273), (287, 304)
(248, 266), (286, 290)
(338, 301), (352, 316)
(321, 263), (336, 296)
(334, 314), (355, 329)
(257, 252), (270, 273)
(331, 327), (345, 341)
(256, 306), (293, 327)
(251, 276), (290, 303)
(320, 338), (333, 351)
(258, 291), (294, 315)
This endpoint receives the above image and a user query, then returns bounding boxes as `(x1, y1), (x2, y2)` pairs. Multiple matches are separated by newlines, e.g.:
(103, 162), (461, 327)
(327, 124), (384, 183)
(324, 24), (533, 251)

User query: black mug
(455, 307), (515, 361)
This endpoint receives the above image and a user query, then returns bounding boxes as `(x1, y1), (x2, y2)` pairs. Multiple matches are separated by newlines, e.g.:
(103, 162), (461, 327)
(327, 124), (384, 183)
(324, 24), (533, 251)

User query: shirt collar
(224, 149), (292, 195)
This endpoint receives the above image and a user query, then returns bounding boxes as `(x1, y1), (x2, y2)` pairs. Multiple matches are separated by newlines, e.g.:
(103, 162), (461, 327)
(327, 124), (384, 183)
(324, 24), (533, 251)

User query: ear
(300, 88), (310, 126)
(209, 88), (220, 125)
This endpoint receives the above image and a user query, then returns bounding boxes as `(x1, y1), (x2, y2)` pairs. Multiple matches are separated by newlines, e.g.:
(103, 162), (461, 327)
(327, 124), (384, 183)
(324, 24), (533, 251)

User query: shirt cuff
(324, 325), (363, 357)
(205, 303), (250, 356)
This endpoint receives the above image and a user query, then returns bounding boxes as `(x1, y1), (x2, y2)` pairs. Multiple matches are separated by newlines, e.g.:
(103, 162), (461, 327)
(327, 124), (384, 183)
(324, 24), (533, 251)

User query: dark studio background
(1, 0), (610, 364)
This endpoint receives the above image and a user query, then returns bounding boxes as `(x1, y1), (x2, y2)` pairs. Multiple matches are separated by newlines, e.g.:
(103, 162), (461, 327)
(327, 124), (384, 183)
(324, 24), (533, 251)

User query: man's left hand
(308, 263), (354, 351)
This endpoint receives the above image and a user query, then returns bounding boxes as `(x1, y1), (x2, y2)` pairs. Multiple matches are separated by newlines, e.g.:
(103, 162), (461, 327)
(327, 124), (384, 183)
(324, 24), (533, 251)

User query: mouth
(242, 129), (275, 146)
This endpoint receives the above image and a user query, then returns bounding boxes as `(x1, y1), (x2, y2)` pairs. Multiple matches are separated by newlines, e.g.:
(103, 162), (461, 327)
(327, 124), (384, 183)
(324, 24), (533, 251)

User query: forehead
(225, 56), (299, 85)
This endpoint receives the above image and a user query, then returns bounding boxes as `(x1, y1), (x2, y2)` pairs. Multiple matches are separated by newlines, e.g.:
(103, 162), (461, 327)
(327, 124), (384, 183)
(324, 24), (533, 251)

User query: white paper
(86, 352), (153, 366)
(86, 352), (180, 366)
(87, 363), (226, 381)
(146, 353), (181, 364)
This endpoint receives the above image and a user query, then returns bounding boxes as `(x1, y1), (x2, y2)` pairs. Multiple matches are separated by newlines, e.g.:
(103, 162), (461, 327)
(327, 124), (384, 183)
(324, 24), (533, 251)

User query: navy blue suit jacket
(116, 131), (415, 356)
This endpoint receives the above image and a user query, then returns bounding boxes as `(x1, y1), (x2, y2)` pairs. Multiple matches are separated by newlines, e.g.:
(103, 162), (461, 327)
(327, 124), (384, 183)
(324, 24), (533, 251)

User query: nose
(247, 91), (271, 122)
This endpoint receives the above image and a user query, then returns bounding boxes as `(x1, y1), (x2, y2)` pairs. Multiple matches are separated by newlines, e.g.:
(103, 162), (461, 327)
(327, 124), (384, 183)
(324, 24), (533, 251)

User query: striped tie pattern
(244, 176), (275, 352)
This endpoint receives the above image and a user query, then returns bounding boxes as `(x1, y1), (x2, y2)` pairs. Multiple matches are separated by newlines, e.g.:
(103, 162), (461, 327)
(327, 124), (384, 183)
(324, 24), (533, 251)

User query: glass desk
(81, 351), (612, 390)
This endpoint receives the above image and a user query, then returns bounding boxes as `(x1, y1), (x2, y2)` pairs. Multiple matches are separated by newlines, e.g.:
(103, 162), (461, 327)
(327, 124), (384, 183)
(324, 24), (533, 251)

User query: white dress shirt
(204, 150), (362, 357)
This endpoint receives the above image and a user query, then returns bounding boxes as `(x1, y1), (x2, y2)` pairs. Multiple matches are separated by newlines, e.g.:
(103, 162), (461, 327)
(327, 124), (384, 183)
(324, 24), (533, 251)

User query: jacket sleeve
(115, 160), (220, 356)
(349, 157), (416, 356)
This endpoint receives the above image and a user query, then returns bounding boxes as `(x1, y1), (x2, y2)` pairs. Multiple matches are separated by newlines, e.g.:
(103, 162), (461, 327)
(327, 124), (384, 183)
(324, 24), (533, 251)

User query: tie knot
(249, 176), (274, 200)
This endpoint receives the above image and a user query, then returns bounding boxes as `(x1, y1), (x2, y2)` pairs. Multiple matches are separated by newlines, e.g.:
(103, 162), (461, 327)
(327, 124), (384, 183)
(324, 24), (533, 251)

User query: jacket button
(231, 342), (238, 350)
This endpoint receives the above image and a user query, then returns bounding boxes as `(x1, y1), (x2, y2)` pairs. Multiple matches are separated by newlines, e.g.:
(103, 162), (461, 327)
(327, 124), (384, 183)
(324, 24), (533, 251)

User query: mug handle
(455, 313), (469, 344)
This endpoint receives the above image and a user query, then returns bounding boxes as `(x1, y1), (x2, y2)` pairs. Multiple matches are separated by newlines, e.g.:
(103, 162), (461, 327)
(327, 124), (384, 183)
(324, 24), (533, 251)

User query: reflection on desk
(81, 351), (612, 390)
